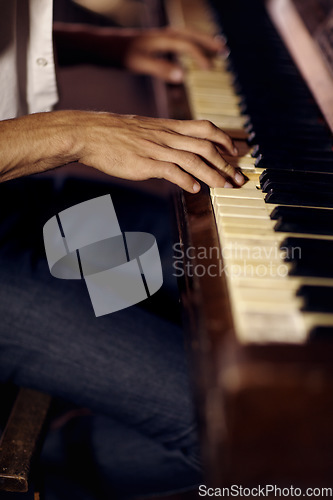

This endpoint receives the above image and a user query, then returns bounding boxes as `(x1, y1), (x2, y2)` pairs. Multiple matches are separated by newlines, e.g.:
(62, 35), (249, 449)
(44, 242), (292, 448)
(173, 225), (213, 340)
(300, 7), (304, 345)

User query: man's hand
(78, 112), (243, 191)
(0, 111), (244, 191)
(53, 24), (226, 83)
(123, 27), (225, 83)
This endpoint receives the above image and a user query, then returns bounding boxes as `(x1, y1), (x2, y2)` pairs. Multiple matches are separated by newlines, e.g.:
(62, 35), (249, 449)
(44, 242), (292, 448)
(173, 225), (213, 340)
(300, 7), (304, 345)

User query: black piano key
(274, 220), (333, 235)
(260, 170), (333, 187)
(265, 188), (333, 207)
(308, 326), (333, 342)
(297, 285), (333, 313)
(247, 129), (332, 146)
(240, 95), (318, 110)
(271, 206), (333, 235)
(256, 156), (333, 171)
(249, 134), (331, 148)
(262, 179), (333, 193)
(290, 265), (333, 279)
(274, 220), (333, 236)
(246, 107), (320, 122)
(281, 237), (333, 278)
(270, 205), (333, 220)
(252, 145), (333, 159)
(246, 109), (323, 124)
(281, 237), (333, 262)
(252, 145), (333, 158)
(250, 118), (327, 133)
(256, 151), (333, 162)
(246, 120), (331, 135)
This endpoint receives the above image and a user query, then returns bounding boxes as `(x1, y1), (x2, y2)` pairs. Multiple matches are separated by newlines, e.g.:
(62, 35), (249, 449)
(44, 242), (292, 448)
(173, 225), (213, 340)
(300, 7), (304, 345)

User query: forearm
(53, 22), (136, 67)
(0, 111), (82, 182)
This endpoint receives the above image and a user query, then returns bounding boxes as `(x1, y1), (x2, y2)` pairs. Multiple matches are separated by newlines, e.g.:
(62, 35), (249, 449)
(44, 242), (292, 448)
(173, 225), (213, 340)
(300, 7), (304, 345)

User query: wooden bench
(0, 387), (51, 498)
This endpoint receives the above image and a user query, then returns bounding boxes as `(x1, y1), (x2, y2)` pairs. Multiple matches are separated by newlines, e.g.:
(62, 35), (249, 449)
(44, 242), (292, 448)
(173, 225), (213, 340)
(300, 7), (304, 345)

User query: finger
(126, 53), (184, 83)
(158, 133), (242, 183)
(165, 149), (237, 188)
(142, 35), (214, 70)
(152, 160), (201, 193)
(148, 142), (238, 188)
(166, 119), (239, 158)
(168, 28), (225, 54)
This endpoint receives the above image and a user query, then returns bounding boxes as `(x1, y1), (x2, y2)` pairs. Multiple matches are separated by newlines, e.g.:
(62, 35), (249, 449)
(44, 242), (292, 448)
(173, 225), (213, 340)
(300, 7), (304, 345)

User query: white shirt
(0, 0), (58, 120)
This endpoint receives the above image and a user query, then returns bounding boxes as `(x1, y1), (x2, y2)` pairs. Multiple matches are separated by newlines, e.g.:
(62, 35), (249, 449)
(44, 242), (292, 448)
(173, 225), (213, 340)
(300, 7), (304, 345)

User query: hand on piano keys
(123, 26), (228, 83)
(59, 111), (245, 192)
(120, 27), (248, 189)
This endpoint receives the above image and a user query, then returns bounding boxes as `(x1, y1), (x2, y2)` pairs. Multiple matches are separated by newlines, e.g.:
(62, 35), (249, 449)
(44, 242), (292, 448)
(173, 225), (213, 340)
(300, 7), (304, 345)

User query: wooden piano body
(166, 0), (333, 488)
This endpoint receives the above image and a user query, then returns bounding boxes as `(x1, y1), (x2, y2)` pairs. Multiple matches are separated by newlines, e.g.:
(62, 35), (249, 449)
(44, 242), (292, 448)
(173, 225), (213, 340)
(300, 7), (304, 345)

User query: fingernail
(220, 47), (230, 59)
(214, 34), (227, 45)
(193, 183), (200, 192)
(170, 68), (183, 82)
(224, 181), (233, 188)
(233, 146), (238, 155)
(235, 172), (244, 185)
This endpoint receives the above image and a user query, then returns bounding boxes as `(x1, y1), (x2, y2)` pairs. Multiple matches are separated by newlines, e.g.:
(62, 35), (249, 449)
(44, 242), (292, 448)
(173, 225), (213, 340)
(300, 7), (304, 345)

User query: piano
(164, 0), (333, 488)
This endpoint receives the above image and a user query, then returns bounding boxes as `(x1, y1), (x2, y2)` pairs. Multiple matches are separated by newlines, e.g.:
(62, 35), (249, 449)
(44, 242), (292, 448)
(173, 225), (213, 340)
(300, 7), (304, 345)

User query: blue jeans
(0, 176), (202, 498)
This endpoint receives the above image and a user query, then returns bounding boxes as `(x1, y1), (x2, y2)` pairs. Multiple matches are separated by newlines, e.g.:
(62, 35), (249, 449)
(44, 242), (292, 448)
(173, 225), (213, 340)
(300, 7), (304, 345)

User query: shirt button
(36, 57), (48, 67)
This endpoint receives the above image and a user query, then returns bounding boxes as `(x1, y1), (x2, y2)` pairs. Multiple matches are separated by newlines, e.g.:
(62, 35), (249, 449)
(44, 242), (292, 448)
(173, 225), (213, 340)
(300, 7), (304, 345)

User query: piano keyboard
(167, 0), (333, 344)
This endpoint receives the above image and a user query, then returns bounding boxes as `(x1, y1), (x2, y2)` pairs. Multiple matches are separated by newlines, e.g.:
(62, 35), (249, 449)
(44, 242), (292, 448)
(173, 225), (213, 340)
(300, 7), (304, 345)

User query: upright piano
(165, 0), (333, 488)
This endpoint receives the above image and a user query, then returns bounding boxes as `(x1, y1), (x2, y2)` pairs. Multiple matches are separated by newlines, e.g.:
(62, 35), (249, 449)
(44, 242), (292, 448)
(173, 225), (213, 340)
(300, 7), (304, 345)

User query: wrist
(0, 111), (86, 182)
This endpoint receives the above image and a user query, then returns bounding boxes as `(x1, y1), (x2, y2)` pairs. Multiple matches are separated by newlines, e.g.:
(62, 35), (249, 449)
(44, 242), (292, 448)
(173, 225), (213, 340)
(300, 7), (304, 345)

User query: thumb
(126, 52), (184, 83)
(150, 60), (184, 83)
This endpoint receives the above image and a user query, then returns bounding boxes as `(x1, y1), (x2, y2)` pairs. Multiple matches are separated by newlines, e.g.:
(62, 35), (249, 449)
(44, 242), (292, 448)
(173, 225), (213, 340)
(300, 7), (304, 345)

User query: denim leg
(90, 414), (202, 498)
(42, 410), (201, 499)
(0, 176), (201, 495)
